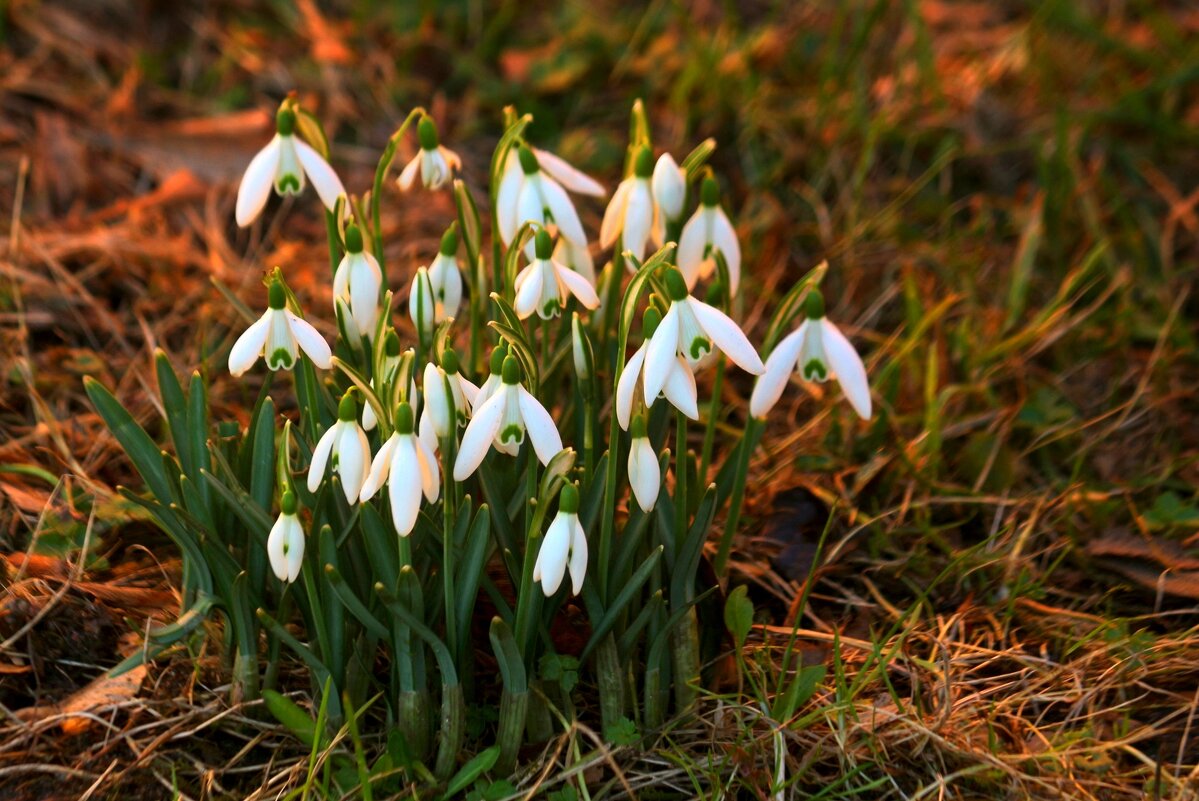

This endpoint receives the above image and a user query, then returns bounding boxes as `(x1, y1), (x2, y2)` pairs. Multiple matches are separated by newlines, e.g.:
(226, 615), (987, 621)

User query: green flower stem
(713, 416), (763, 576)
(441, 431), (458, 664)
(513, 455), (544, 658)
(324, 210), (340, 279)
(370, 108), (425, 269)
(699, 357), (725, 484)
(675, 409), (688, 550)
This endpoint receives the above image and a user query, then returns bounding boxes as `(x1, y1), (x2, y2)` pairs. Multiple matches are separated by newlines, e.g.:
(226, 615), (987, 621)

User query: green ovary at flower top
(397, 116), (461, 191)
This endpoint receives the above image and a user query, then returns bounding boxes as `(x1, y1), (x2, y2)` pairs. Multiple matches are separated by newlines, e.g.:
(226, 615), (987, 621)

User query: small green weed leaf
(442, 745), (500, 800)
(724, 584), (754, 649)
(262, 690), (316, 748)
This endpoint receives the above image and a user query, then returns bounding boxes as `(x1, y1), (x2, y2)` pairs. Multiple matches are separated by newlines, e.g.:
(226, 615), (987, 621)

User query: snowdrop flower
(750, 290), (871, 420)
(601, 146), (654, 262)
(678, 177), (741, 294)
(453, 356), (563, 480)
(363, 330), (403, 432)
(615, 306), (698, 430)
(307, 391), (372, 504)
(427, 227), (463, 321)
(408, 267), (435, 341)
(514, 230), (600, 320)
(397, 117), (461, 191)
(473, 344), (507, 410)
(645, 268), (763, 401)
(333, 224), (382, 339)
(533, 483), (587, 596)
(360, 402), (440, 536)
(496, 146), (588, 249)
(651, 152), (686, 246)
(419, 350), (479, 449)
(228, 278), (333, 376)
(236, 106), (346, 227)
(627, 415), (660, 513)
(267, 491), (305, 583)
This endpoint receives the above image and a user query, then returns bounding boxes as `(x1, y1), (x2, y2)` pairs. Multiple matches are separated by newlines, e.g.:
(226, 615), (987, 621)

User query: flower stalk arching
(369, 107), (426, 268)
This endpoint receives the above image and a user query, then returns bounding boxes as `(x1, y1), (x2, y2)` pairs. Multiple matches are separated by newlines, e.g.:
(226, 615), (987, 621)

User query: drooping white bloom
(643, 268), (764, 401)
(627, 416), (660, 513)
(236, 106), (346, 227)
(427, 227), (463, 321)
(333, 224), (383, 339)
(419, 351), (479, 450)
(601, 146), (655, 262)
(408, 267), (435, 341)
(267, 492), (305, 583)
(359, 402), (440, 536)
(307, 392), (372, 504)
(397, 117), (461, 191)
(453, 356), (563, 480)
(615, 306), (698, 430)
(228, 279), (333, 376)
(750, 291), (871, 420)
(513, 230), (600, 320)
(651, 152), (687, 246)
(533, 483), (587, 596)
(496, 146), (589, 249)
(677, 176), (741, 294)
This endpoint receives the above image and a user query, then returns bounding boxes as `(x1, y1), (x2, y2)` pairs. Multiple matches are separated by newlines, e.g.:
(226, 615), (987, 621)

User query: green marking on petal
(803, 359), (827, 381)
(542, 299), (561, 318)
(276, 173), (302, 194)
(269, 348), (295, 370)
(689, 336), (711, 361)
(500, 424), (525, 445)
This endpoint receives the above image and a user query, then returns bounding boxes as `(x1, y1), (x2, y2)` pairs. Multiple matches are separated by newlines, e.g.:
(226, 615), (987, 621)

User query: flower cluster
(231, 100), (873, 598)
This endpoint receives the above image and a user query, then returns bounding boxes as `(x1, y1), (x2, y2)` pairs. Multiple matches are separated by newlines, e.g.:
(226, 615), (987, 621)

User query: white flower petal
(228, 313), (270, 376)
(284, 311), (333, 369)
(517, 386), (563, 466)
(621, 180), (654, 261)
(615, 344), (646, 431)
(267, 513), (291, 581)
(533, 147), (605, 197)
(676, 210), (707, 288)
(336, 424), (370, 503)
(554, 262), (600, 310)
(749, 325), (807, 419)
(553, 237), (594, 285)
(651, 153), (685, 221)
(568, 520), (588, 595)
(513, 262), (544, 320)
(600, 179), (633, 249)
(453, 389), (506, 480)
(235, 136), (282, 227)
(307, 424), (339, 492)
(534, 515), (571, 595)
(388, 436), (422, 535)
(362, 401), (379, 432)
(662, 357), (700, 420)
(709, 208), (742, 293)
(284, 518), (305, 582)
(397, 154), (420, 191)
(348, 254), (382, 338)
(686, 298), (763, 375)
(293, 139), (346, 212)
(496, 161), (523, 243)
(643, 303), (681, 401)
(820, 319), (872, 420)
(628, 437), (661, 512)
(360, 433), (398, 501)
(539, 176), (587, 246)
(415, 435), (441, 502)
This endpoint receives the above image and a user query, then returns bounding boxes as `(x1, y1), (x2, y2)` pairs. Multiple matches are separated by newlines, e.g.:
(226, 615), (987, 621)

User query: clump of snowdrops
(86, 94), (871, 777)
